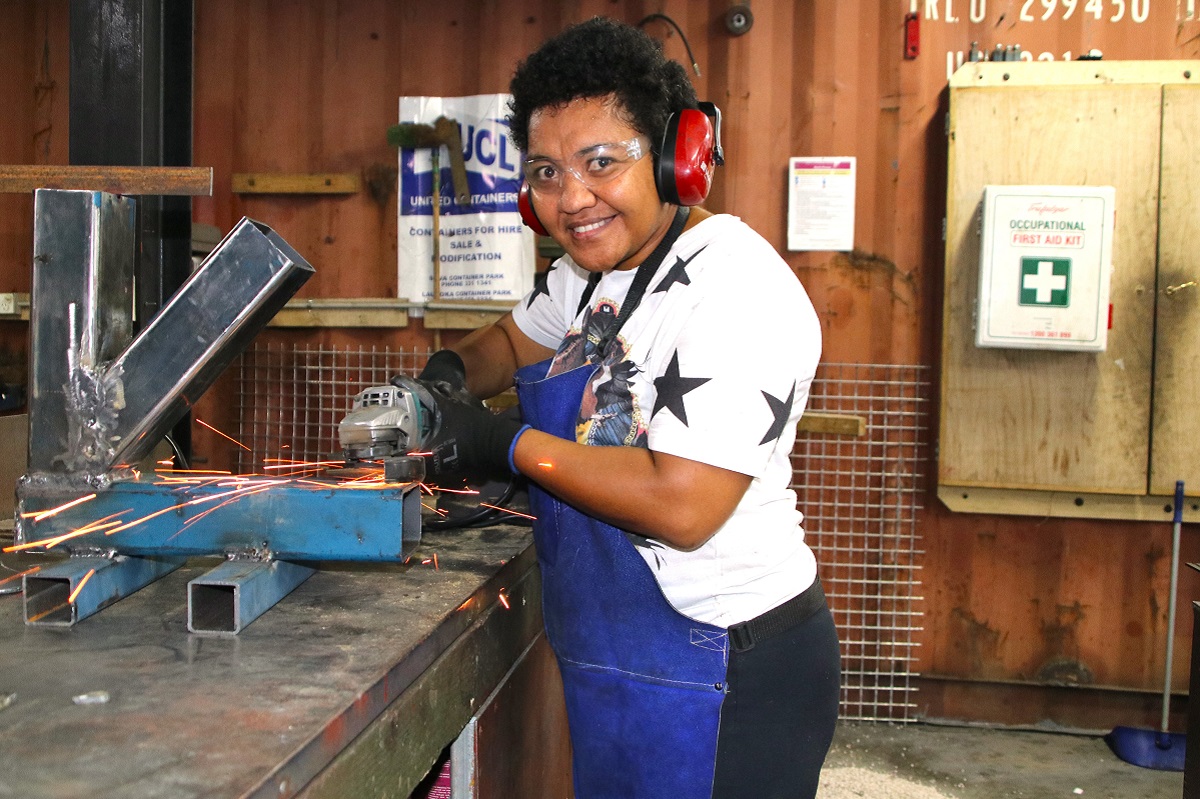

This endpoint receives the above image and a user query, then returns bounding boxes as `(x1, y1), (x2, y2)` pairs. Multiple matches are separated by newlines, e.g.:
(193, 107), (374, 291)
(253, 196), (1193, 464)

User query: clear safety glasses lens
(522, 136), (649, 194)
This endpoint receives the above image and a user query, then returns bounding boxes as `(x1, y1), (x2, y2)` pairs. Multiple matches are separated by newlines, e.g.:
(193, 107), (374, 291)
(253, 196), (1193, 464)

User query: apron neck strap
(583, 206), (690, 359)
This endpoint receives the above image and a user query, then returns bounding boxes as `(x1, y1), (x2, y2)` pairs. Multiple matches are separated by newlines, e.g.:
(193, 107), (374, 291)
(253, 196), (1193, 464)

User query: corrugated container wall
(1, 0), (1198, 726)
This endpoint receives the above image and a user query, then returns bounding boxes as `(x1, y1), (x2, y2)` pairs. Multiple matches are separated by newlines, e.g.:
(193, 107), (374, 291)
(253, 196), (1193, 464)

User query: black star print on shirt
(652, 246), (706, 294)
(652, 351), (710, 426)
(760, 382), (796, 445)
(526, 263), (556, 308)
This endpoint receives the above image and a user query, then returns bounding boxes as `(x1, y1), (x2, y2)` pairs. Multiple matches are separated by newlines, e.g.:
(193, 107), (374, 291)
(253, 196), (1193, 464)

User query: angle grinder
(336, 377), (440, 483)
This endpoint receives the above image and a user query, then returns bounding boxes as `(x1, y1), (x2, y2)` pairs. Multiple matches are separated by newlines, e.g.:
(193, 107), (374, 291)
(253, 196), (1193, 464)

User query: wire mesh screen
(234, 346), (930, 721)
(795, 363), (930, 722)
(234, 344), (432, 473)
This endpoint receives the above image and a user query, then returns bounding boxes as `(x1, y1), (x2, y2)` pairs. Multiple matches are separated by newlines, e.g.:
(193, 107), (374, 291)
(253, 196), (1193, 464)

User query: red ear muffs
(656, 102), (725, 206)
(518, 181), (549, 236)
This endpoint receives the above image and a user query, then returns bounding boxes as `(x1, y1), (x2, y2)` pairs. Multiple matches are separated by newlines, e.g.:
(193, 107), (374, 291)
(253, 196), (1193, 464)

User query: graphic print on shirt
(525, 263), (556, 309)
(651, 247), (705, 295)
(760, 381), (797, 445)
(652, 351), (711, 427)
(549, 298), (649, 448)
(577, 359), (647, 446)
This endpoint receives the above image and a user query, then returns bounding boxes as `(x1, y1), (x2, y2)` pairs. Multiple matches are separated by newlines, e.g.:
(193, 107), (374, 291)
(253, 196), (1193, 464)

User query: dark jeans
(711, 601), (842, 799)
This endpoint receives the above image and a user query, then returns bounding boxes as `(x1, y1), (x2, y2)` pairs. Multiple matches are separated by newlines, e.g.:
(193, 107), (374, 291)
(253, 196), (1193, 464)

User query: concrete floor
(818, 721), (1185, 799)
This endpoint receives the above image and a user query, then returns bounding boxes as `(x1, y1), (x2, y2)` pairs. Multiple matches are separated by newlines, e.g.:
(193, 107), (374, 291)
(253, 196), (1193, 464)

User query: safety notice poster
(397, 94), (535, 307)
(786, 157), (856, 252)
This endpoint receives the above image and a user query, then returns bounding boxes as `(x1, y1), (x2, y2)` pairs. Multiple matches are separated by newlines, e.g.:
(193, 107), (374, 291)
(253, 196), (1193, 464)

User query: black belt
(727, 577), (827, 653)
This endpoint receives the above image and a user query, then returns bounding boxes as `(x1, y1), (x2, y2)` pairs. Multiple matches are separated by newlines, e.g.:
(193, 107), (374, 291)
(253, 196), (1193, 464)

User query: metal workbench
(0, 523), (543, 799)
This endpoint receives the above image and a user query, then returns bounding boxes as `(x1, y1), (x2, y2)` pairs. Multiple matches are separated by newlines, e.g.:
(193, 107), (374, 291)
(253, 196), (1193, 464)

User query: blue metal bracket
(188, 559), (317, 635)
(17, 476), (423, 563)
(24, 554), (185, 627)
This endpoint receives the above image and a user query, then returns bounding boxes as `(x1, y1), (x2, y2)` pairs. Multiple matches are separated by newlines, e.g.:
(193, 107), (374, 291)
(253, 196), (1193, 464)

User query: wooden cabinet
(939, 62), (1200, 520)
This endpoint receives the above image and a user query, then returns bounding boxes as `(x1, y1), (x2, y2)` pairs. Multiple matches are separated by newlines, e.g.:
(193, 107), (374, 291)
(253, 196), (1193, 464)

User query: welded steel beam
(23, 553), (184, 627)
(104, 218), (314, 470)
(17, 478), (422, 563)
(20, 192), (314, 490)
(26, 190), (136, 476)
(188, 559), (316, 634)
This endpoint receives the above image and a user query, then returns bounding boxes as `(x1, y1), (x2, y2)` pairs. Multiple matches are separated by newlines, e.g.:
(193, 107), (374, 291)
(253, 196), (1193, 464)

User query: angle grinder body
(337, 378), (440, 482)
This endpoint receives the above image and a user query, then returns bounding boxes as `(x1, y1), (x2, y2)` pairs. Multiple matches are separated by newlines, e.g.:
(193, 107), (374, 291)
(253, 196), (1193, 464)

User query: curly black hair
(507, 16), (698, 156)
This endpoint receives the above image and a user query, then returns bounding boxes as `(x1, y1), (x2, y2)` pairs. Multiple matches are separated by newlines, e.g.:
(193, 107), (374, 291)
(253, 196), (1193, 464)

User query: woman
(412, 16), (840, 799)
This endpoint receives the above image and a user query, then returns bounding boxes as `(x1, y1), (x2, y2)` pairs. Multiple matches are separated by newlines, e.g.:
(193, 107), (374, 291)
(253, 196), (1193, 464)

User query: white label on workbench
(787, 157), (856, 252)
(977, 185), (1115, 352)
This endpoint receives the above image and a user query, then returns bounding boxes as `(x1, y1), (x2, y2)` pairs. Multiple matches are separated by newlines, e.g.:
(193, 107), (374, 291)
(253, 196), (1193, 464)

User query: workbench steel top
(0, 523), (535, 799)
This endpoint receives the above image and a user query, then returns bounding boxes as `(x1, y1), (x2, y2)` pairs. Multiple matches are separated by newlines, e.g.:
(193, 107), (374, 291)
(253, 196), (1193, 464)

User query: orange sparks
(178, 484), (276, 532)
(7, 508), (131, 552)
(105, 483), (277, 536)
(420, 502), (450, 517)
(498, 591), (510, 609)
(20, 493), (98, 521)
(336, 471), (387, 485)
(262, 459), (344, 471)
(479, 503), (536, 521)
(537, 461), (554, 469)
(195, 419), (251, 451)
(0, 565), (40, 585)
(157, 459), (174, 466)
(67, 568), (96, 604)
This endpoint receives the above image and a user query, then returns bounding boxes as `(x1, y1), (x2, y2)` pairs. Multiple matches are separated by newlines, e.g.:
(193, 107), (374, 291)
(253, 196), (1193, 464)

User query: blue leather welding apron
(515, 358), (729, 799)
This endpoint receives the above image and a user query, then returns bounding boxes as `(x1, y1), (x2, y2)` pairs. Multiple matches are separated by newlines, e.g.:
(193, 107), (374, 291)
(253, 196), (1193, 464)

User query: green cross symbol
(1019, 257), (1070, 307)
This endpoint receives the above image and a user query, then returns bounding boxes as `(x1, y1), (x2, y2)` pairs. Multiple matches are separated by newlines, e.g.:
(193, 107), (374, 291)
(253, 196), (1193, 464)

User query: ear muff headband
(656, 102), (724, 207)
(518, 101), (725, 233)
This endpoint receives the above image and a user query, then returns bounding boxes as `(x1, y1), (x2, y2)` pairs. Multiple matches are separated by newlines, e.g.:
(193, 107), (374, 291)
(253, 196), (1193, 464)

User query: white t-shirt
(511, 213), (821, 627)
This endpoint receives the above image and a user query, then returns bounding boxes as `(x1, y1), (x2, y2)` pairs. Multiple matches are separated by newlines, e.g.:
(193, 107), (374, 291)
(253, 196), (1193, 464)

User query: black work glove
(418, 350), (474, 404)
(422, 387), (530, 481)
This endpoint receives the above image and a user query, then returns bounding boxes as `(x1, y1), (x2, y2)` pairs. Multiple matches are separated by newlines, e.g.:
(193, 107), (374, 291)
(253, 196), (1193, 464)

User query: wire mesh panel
(234, 346), (931, 721)
(794, 363), (930, 722)
(234, 343), (431, 473)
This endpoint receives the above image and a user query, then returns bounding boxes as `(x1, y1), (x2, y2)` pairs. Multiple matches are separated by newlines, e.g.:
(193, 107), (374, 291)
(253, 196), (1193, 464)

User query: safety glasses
(522, 136), (650, 195)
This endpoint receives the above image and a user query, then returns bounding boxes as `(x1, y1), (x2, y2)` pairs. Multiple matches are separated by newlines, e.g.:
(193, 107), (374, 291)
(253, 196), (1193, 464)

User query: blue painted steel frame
(18, 476), (423, 563)
(24, 554), (185, 626)
(188, 559), (317, 634)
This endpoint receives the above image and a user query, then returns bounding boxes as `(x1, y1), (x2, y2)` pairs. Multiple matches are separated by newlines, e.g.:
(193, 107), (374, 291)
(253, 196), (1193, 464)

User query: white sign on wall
(397, 94), (535, 307)
(787, 157), (856, 252)
(976, 185), (1115, 351)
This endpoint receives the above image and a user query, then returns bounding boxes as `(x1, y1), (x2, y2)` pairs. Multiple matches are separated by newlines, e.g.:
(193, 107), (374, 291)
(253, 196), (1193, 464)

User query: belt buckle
(728, 623), (756, 653)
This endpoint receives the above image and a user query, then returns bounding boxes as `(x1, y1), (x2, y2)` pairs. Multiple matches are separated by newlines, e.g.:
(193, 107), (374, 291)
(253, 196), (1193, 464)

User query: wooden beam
(0, 165), (213, 195)
(797, 412), (866, 437)
(423, 300), (516, 330)
(937, 483), (1200, 523)
(268, 299), (409, 328)
(232, 172), (360, 194)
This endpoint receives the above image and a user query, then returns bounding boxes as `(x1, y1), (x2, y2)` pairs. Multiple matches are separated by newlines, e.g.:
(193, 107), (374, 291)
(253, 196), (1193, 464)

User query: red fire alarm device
(904, 12), (919, 59)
